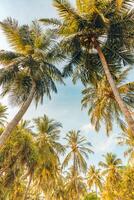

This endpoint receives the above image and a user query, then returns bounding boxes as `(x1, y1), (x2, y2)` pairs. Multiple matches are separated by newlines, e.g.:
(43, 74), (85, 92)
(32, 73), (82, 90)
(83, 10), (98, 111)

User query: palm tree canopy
(39, 0), (134, 135)
(82, 69), (134, 134)
(33, 114), (65, 155)
(117, 124), (134, 164)
(0, 18), (63, 106)
(0, 122), (39, 188)
(40, 0), (134, 80)
(87, 165), (102, 191)
(0, 115), (65, 199)
(63, 130), (93, 173)
(32, 115), (65, 199)
(99, 153), (122, 176)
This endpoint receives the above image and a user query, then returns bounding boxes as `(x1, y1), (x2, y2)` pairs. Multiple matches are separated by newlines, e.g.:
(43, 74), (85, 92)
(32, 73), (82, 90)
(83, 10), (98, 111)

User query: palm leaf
(39, 18), (62, 26)
(53, 0), (80, 21)
(0, 18), (32, 54)
(0, 50), (20, 66)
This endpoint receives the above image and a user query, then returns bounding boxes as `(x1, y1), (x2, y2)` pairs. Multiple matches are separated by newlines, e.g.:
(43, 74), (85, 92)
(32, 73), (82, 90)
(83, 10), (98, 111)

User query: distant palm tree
(0, 18), (63, 147)
(117, 125), (134, 166)
(62, 130), (93, 173)
(34, 115), (65, 155)
(82, 70), (134, 135)
(40, 0), (134, 133)
(99, 153), (122, 199)
(99, 153), (122, 178)
(87, 165), (102, 195)
(0, 121), (38, 200)
(62, 130), (93, 200)
(33, 115), (65, 200)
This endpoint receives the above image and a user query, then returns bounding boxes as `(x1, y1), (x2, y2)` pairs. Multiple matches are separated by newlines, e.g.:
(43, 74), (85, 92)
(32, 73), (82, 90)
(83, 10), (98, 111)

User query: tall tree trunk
(0, 83), (36, 147)
(94, 40), (134, 135)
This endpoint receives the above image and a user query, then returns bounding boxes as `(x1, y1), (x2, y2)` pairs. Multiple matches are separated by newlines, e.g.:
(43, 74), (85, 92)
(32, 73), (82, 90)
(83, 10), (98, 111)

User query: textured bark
(95, 41), (134, 135)
(0, 84), (36, 147)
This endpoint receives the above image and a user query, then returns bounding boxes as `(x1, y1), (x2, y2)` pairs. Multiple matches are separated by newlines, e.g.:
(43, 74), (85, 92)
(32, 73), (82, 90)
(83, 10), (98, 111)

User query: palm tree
(99, 153), (122, 178)
(87, 165), (102, 195)
(33, 115), (65, 200)
(62, 130), (93, 200)
(33, 115), (65, 155)
(0, 121), (38, 200)
(40, 0), (134, 134)
(62, 130), (93, 173)
(117, 125), (134, 166)
(0, 18), (63, 147)
(99, 153), (122, 199)
(0, 115), (64, 200)
(82, 69), (134, 135)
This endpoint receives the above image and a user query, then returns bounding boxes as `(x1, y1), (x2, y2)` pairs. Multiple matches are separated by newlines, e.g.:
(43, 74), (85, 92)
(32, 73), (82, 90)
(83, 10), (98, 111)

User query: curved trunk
(0, 84), (36, 148)
(95, 41), (134, 135)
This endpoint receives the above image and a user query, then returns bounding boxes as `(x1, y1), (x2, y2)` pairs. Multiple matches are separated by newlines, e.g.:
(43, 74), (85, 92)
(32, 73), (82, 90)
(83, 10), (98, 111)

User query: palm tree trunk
(95, 40), (134, 135)
(0, 83), (36, 147)
(73, 154), (79, 200)
(95, 184), (97, 196)
(23, 173), (33, 200)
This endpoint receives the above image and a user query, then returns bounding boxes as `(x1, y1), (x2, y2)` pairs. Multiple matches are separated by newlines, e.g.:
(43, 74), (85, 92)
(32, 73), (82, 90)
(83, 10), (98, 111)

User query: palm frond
(53, 0), (79, 21)
(39, 18), (62, 26)
(0, 18), (32, 54)
(0, 50), (20, 66)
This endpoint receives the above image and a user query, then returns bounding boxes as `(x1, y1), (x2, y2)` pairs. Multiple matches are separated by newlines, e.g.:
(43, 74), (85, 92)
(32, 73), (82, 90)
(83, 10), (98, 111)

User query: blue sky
(0, 0), (130, 166)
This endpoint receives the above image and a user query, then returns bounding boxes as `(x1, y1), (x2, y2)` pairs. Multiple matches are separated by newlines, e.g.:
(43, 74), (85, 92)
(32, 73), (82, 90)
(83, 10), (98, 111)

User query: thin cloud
(81, 123), (95, 132)
(94, 135), (116, 153)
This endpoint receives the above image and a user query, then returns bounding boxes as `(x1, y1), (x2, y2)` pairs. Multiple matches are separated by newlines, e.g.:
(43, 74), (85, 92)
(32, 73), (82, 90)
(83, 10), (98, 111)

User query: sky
(0, 0), (131, 166)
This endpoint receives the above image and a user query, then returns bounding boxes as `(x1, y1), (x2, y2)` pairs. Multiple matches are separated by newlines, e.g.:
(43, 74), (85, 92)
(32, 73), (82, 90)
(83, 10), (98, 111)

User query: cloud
(94, 135), (116, 153)
(81, 123), (94, 132)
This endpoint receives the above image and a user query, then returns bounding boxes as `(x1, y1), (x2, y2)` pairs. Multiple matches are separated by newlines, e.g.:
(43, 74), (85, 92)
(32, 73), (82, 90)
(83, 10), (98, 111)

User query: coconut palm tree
(82, 69), (134, 135)
(40, 0), (134, 134)
(62, 130), (93, 200)
(33, 115), (65, 200)
(99, 153), (122, 199)
(62, 130), (93, 173)
(0, 115), (65, 200)
(87, 165), (102, 195)
(117, 125), (134, 165)
(33, 115), (65, 155)
(0, 121), (38, 200)
(0, 18), (63, 147)
(99, 153), (122, 178)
